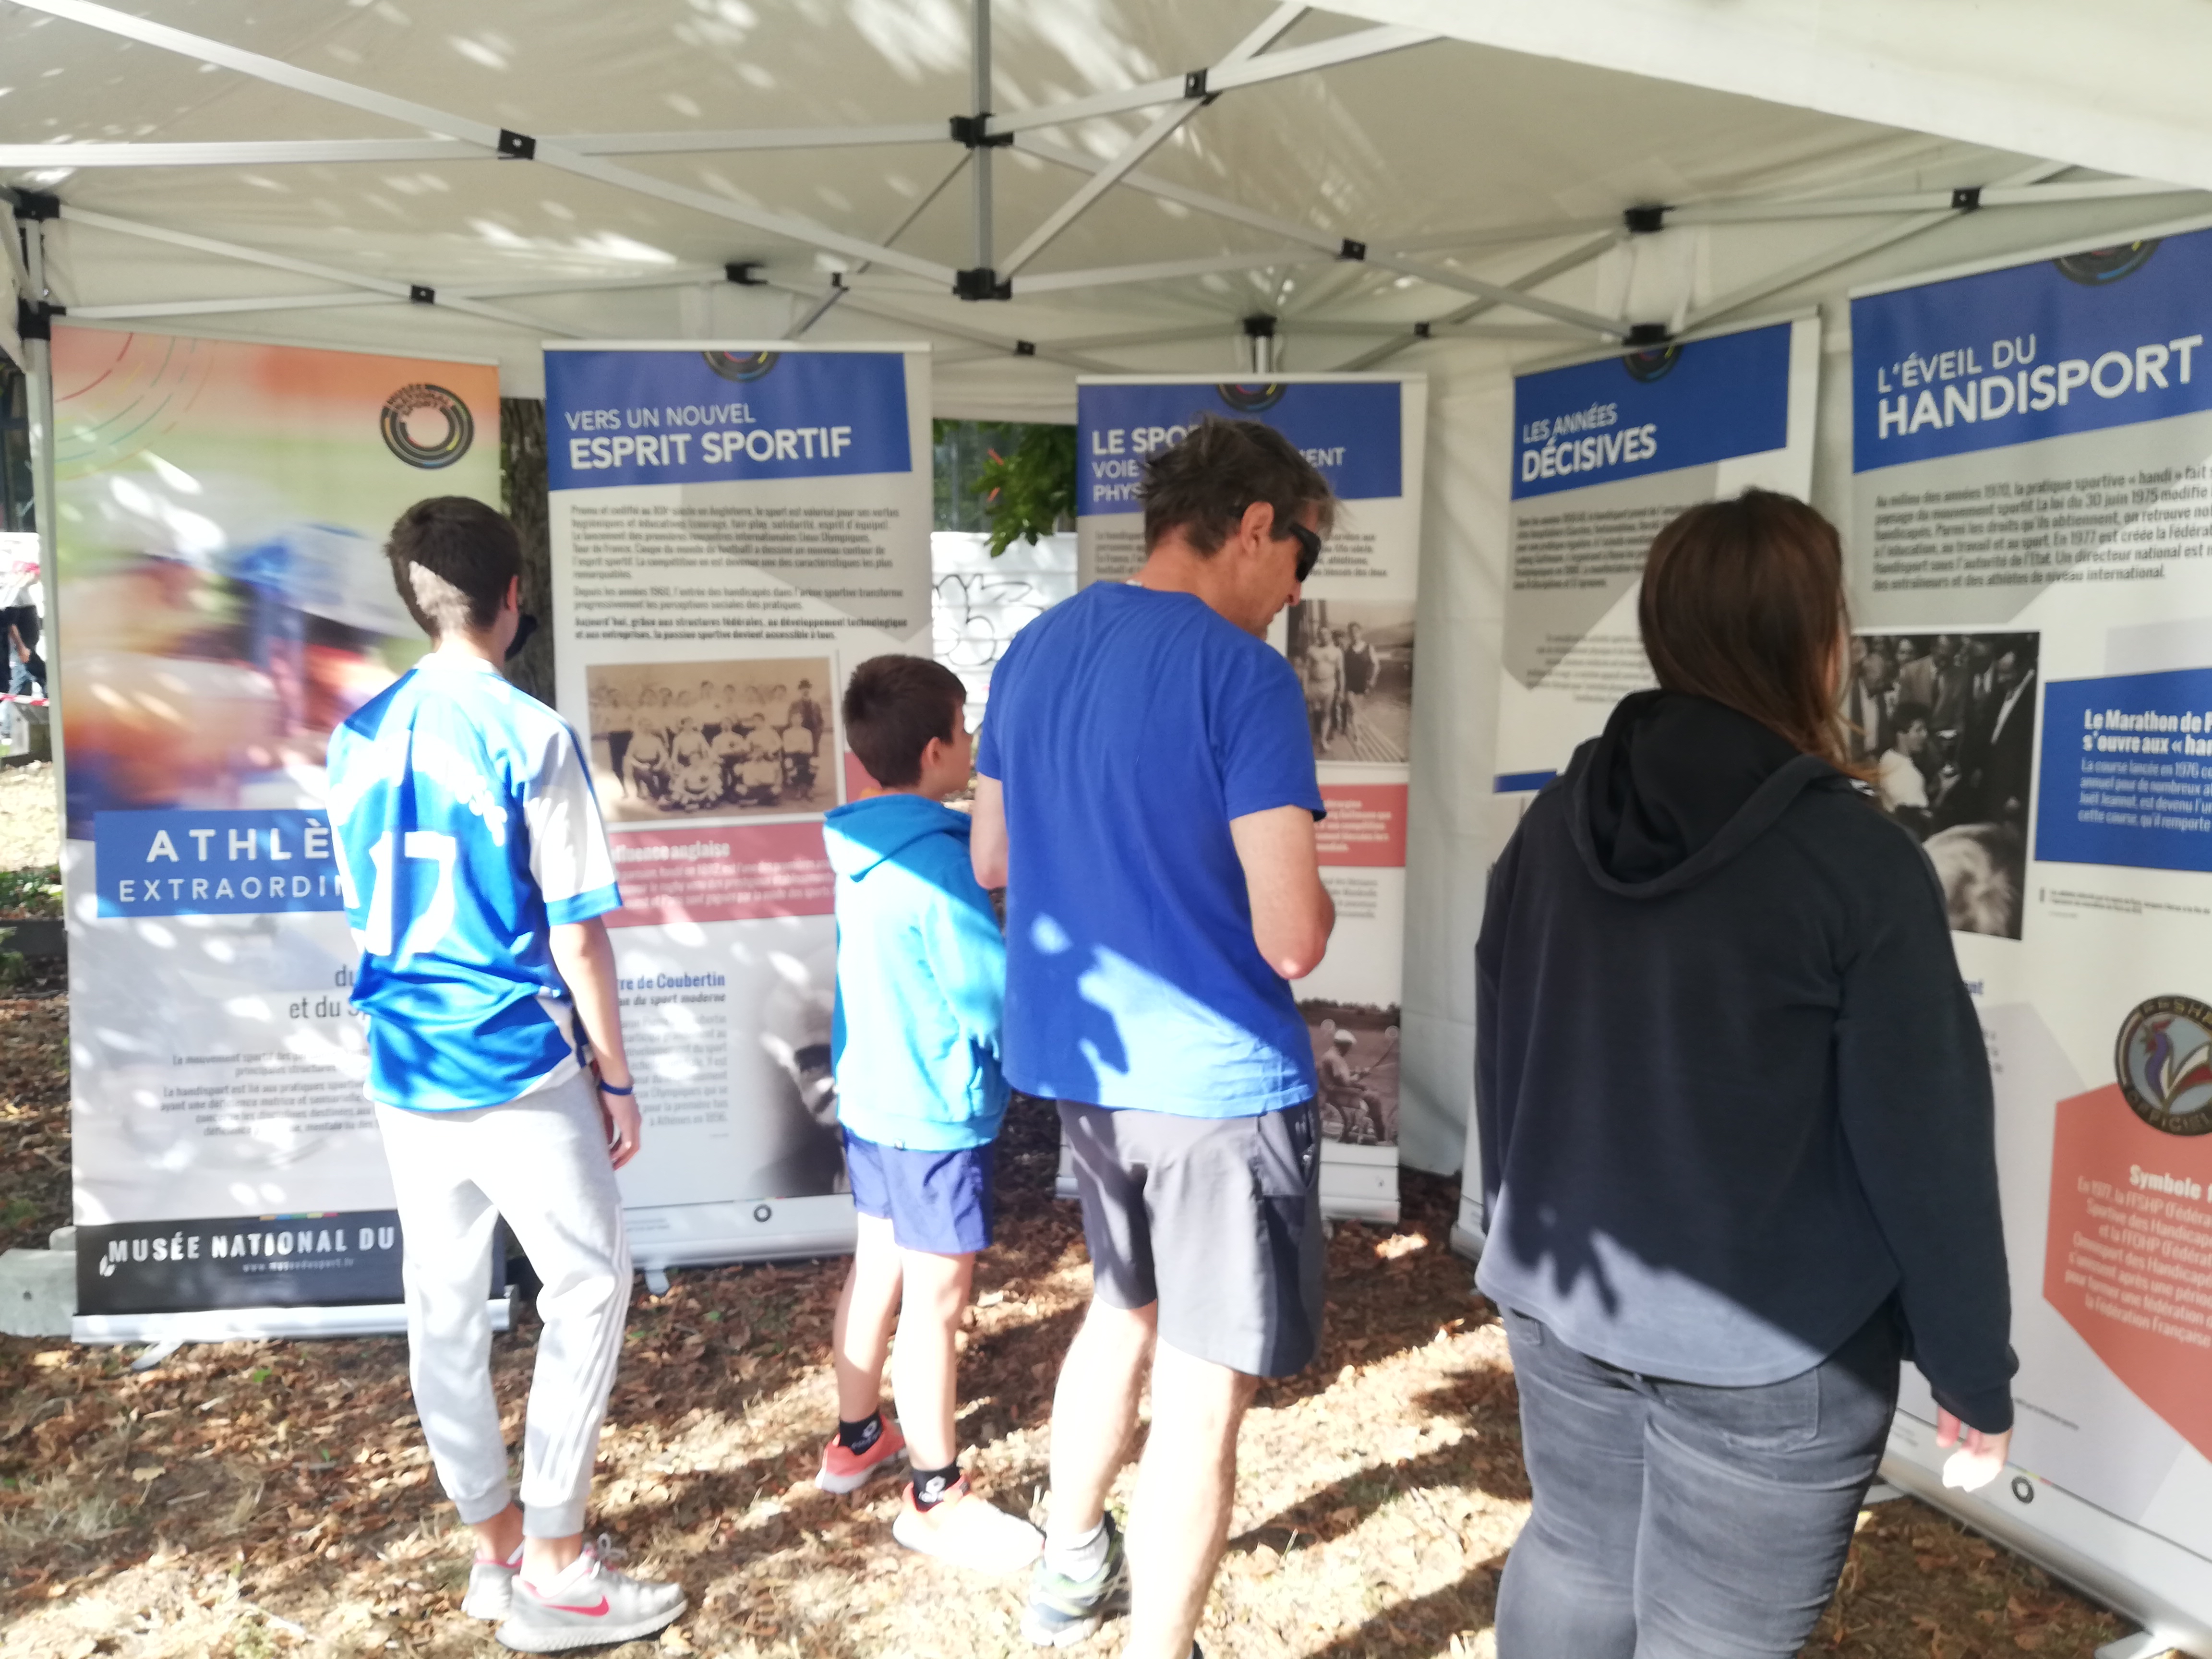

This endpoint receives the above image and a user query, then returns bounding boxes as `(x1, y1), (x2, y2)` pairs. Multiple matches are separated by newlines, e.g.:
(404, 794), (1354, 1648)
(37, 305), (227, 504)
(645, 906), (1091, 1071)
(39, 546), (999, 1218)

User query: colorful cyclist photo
(585, 657), (837, 823)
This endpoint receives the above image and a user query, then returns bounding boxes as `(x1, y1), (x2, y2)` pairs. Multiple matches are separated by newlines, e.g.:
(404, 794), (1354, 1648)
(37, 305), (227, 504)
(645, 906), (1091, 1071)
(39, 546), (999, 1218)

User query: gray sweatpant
(375, 1070), (631, 1539)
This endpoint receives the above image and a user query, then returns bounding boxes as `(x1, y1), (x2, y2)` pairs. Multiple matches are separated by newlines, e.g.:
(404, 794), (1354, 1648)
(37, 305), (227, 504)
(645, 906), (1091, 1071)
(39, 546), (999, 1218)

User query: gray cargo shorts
(1056, 1097), (1324, 1379)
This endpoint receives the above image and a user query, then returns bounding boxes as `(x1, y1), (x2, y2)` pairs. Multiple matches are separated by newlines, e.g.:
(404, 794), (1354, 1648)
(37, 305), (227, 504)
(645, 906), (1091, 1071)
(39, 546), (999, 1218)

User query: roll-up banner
(544, 341), (932, 1268)
(1073, 375), (1427, 1223)
(1851, 225), (2212, 1651)
(1454, 319), (1822, 1257)
(53, 326), (508, 1341)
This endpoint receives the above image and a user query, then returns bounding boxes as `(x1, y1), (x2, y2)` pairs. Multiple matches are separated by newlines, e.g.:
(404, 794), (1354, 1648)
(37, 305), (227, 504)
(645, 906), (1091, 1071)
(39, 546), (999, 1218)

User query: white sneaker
(461, 1546), (522, 1621)
(494, 1541), (686, 1653)
(891, 1477), (1044, 1574)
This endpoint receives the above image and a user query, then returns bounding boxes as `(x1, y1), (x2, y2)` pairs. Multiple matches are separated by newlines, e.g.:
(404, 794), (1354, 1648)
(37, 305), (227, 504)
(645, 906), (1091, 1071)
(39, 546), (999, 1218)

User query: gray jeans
(1496, 1302), (1900, 1659)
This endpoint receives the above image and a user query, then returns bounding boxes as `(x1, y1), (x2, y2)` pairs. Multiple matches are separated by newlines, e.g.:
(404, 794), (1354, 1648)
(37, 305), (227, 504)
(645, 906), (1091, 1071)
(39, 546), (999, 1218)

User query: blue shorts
(842, 1130), (995, 1256)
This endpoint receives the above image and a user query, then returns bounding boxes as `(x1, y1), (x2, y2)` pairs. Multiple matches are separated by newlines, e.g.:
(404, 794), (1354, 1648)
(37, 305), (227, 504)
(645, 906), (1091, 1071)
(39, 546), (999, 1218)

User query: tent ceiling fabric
(7, 0), (2203, 401)
(1329, 0), (2212, 200)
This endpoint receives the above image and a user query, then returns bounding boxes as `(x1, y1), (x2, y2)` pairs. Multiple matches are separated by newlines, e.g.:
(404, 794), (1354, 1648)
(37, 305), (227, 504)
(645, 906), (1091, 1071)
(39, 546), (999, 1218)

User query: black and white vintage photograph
(585, 656), (837, 823)
(1286, 600), (1414, 765)
(1300, 998), (1401, 1146)
(1848, 630), (2039, 939)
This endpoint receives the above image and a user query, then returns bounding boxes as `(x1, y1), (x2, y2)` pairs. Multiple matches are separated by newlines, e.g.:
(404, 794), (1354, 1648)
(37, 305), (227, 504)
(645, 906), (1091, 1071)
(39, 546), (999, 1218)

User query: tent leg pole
(971, 0), (993, 276)
(20, 212), (64, 829)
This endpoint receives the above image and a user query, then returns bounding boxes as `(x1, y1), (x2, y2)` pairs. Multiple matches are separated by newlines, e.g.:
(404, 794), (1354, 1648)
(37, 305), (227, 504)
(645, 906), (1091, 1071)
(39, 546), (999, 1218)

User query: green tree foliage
(933, 420), (1077, 555)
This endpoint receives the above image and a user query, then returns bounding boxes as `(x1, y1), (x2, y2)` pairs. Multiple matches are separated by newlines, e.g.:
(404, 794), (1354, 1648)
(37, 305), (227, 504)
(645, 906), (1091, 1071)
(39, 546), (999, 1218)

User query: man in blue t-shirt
(973, 417), (1336, 1657)
(326, 498), (683, 1654)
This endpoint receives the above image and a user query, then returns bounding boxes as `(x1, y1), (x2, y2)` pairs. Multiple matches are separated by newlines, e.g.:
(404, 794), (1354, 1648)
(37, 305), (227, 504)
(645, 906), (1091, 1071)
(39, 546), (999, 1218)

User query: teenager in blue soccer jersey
(973, 418), (1337, 1658)
(326, 497), (685, 1654)
(817, 654), (1043, 1575)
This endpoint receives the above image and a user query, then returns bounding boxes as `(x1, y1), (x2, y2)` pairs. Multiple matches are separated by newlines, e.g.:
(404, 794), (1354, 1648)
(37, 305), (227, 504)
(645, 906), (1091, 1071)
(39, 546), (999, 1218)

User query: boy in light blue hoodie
(818, 654), (1042, 1575)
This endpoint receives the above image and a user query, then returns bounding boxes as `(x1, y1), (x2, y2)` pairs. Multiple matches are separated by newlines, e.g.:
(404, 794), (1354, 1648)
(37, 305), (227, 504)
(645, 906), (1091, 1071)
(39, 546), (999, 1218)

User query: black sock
(836, 1413), (883, 1455)
(911, 1461), (961, 1510)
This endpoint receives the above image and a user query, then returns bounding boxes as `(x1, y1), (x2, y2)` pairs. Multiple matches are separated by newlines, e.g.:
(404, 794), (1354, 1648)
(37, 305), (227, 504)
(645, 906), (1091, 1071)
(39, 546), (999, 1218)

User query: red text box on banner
(1316, 783), (1407, 867)
(2043, 1083), (2212, 1462)
(608, 822), (833, 927)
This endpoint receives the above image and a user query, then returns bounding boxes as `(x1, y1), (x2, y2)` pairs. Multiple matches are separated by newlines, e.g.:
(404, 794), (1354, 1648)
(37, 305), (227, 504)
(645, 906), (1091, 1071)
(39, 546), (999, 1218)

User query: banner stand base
(2098, 1632), (2188, 1659)
(623, 1195), (858, 1272)
(73, 1297), (512, 1346)
(1882, 1412), (2212, 1658)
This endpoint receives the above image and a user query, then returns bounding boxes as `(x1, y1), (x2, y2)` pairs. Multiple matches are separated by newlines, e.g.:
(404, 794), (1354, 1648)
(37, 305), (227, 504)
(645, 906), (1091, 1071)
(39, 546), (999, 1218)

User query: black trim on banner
(74, 1210), (504, 1316)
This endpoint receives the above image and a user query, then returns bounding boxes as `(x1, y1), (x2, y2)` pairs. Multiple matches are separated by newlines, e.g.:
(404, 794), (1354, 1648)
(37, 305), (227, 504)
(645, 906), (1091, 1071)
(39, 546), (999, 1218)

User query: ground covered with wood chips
(0, 998), (2134, 1658)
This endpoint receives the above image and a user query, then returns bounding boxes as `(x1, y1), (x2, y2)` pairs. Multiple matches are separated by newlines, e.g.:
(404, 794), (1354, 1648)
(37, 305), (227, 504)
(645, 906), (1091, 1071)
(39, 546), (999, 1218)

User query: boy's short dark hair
(385, 496), (521, 638)
(843, 655), (964, 787)
(1140, 414), (1337, 555)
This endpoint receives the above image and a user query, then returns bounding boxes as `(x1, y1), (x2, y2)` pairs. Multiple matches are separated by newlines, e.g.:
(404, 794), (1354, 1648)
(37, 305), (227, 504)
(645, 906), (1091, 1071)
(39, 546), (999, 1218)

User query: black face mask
(505, 612), (539, 661)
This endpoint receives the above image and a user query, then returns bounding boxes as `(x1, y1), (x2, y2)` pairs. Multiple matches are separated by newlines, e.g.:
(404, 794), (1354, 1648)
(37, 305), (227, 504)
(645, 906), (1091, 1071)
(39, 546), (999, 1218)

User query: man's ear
(1238, 499), (1277, 551)
(505, 575), (523, 613)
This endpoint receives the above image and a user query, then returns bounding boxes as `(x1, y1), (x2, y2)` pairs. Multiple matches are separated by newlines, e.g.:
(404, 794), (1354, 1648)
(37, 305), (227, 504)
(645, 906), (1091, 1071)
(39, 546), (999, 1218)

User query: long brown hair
(1638, 490), (1861, 774)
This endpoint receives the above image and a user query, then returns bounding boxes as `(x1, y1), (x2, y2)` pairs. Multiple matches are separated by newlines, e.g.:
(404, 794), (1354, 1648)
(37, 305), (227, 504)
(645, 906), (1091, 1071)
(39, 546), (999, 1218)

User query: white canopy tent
(7, 0), (2212, 1178)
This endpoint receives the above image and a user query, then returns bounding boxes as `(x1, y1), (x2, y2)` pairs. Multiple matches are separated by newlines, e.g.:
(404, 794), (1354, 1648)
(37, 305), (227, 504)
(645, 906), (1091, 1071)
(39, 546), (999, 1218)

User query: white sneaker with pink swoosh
(494, 1540), (686, 1654)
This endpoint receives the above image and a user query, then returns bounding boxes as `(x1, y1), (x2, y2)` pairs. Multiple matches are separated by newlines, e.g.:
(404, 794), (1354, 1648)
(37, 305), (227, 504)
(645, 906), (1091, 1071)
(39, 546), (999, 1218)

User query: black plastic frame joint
(496, 129), (536, 161)
(1413, 321), (1432, 338)
(16, 298), (60, 341)
(953, 267), (1011, 301)
(1624, 322), (1671, 348)
(1624, 204), (1668, 234)
(948, 114), (1012, 149)
(1242, 313), (1277, 338)
(1183, 68), (1208, 99)
(1951, 185), (1983, 212)
(1338, 239), (1368, 262)
(1014, 340), (1037, 357)
(724, 261), (764, 286)
(12, 191), (61, 222)
(409, 284), (436, 305)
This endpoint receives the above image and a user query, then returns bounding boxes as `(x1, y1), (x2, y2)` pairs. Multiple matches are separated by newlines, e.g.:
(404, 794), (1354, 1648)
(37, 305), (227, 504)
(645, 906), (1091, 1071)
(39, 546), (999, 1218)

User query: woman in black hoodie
(1477, 491), (2014, 1659)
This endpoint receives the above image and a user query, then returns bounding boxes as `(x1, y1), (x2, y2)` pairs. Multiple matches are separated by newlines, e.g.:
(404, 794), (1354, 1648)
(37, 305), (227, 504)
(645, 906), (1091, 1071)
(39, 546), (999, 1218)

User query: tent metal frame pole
(63, 293), (406, 322)
(1010, 131), (1623, 336)
(54, 204), (590, 337)
(980, 23), (1436, 137)
(795, 153), (973, 337)
(997, 4), (1305, 280)
(1334, 230), (1624, 370)
(1667, 174), (2199, 225)
(0, 125), (950, 169)
(1017, 246), (1339, 294)
(970, 0), (993, 278)
(772, 281), (1118, 373)
(9, 0), (956, 285)
(17, 207), (65, 821)
(1682, 157), (2070, 331)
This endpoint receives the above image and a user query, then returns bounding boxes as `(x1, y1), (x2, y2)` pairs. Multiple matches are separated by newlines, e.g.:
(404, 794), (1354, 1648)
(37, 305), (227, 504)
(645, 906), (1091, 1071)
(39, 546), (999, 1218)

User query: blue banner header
(96, 809), (344, 917)
(545, 349), (911, 491)
(1852, 230), (2212, 472)
(1077, 381), (1401, 517)
(2036, 667), (2212, 873)
(1511, 324), (1793, 500)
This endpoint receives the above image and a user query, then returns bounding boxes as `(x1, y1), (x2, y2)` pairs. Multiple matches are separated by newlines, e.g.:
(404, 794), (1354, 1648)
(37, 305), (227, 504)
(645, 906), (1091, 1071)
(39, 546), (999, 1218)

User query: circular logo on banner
(1216, 382), (1287, 413)
(703, 350), (780, 382)
(380, 384), (475, 469)
(1621, 345), (1682, 384)
(2115, 995), (2212, 1135)
(2054, 241), (2161, 287)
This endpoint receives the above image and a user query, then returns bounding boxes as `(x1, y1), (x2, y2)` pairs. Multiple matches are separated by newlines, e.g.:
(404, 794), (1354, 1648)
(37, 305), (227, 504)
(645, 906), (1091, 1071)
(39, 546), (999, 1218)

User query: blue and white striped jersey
(326, 653), (621, 1112)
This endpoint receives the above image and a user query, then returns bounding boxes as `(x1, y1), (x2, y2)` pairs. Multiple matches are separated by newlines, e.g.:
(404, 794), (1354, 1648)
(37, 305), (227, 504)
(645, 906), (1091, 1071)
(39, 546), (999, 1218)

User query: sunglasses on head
(1286, 521), (1322, 584)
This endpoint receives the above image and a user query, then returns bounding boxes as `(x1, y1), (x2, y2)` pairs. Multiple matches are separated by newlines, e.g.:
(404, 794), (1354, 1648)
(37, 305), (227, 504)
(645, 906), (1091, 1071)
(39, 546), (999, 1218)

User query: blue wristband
(598, 1080), (634, 1096)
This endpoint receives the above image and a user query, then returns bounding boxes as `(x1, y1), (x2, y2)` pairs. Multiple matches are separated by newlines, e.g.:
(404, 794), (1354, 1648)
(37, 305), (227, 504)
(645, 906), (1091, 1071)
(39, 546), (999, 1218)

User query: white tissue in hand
(1941, 1447), (1996, 1491)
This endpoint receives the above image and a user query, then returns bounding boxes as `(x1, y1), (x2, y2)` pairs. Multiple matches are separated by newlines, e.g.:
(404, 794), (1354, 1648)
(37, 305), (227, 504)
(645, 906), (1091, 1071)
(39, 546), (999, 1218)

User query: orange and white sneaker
(891, 1477), (1044, 1574)
(817, 1414), (908, 1494)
